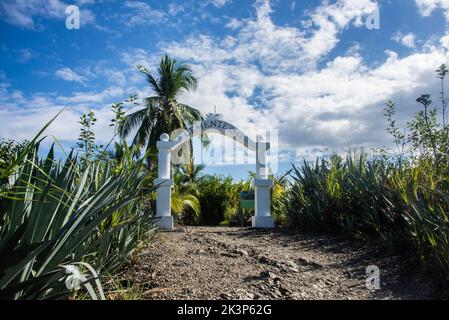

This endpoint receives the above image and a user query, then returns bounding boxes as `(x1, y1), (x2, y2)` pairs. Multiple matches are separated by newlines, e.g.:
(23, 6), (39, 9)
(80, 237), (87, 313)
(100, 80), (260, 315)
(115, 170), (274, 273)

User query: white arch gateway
(154, 116), (275, 230)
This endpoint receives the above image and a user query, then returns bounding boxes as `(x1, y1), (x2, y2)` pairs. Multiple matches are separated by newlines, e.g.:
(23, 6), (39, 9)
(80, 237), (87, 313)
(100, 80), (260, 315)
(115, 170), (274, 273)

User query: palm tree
(177, 157), (205, 185)
(171, 161), (204, 225)
(119, 54), (202, 167)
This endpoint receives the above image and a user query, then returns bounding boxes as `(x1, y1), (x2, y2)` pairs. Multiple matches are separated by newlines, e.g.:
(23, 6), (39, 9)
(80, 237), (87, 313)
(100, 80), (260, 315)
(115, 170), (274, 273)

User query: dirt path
(123, 226), (448, 300)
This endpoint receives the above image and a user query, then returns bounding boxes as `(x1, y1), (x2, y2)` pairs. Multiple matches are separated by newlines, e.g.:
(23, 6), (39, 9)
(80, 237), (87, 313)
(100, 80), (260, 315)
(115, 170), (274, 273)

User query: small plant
(76, 110), (106, 165)
(110, 102), (126, 132)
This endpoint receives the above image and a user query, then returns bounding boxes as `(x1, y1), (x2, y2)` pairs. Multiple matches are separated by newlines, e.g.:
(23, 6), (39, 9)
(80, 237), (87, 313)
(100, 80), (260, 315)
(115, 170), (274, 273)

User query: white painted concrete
(253, 137), (274, 227)
(256, 136), (268, 179)
(154, 134), (177, 230)
(155, 178), (174, 218)
(253, 178), (274, 228)
(155, 216), (174, 230)
(251, 216), (275, 228)
(154, 121), (275, 231)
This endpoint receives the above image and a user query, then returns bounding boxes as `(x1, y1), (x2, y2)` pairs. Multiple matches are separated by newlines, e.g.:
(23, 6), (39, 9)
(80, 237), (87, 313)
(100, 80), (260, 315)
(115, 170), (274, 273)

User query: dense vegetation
(1, 56), (449, 300)
(0, 118), (155, 299)
(171, 164), (287, 227)
(284, 65), (449, 276)
(0, 55), (202, 299)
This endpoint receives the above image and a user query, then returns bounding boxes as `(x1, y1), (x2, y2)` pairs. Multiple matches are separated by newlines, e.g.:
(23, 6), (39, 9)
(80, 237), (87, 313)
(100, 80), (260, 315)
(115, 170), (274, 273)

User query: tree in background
(119, 55), (202, 167)
(171, 159), (203, 224)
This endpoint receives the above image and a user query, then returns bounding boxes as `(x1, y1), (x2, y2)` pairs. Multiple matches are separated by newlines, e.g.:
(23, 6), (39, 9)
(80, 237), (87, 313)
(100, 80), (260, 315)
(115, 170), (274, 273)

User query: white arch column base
(156, 216), (174, 230)
(251, 216), (274, 228)
(252, 179), (274, 228)
(155, 178), (174, 230)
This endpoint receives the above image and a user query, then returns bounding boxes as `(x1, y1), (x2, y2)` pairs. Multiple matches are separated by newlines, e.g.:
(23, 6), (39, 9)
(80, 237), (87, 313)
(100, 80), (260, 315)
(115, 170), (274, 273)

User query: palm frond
(137, 65), (162, 97)
(119, 109), (148, 139)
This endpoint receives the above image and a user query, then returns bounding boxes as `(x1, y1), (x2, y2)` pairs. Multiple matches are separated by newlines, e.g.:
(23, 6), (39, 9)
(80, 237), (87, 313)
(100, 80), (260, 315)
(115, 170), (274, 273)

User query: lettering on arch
(172, 119), (257, 151)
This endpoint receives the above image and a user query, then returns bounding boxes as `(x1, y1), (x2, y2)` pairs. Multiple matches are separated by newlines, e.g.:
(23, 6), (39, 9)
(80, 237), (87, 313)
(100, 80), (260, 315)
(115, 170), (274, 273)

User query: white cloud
(57, 86), (125, 104)
(291, 1), (296, 11)
(0, 82), (129, 145)
(76, 0), (95, 4)
(17, 49), (33, 63)
(209, 0), (231, 8)
(2, 0), (449, 165)
(55, 68), (87, 83)
(122, 1), (166, 27)
(160, 0), (449, 158)
(166, 0), (378, 74)
(1, 47), (34, 63)
(415, 0), (449, 19)
(441, 34), (449, 49)
(393, 32), (417, 48)
(225, 17), (243, 29)
(0, 0), (96, 29)
(168, 3), (184, 16)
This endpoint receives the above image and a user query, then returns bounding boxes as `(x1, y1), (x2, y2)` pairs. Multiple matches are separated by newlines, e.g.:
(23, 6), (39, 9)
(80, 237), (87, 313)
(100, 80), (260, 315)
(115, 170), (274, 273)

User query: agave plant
(285, 152), (449, 278)
(392, 165), (449, 274)
(0, 115), (156, 299)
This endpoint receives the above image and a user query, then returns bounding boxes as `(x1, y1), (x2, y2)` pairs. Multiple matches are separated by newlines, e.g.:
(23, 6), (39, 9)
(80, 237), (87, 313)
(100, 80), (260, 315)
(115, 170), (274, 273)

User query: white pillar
(252, 136), (274, 228)
(256, 135), (267, 179)
(155, 133), (175, 230)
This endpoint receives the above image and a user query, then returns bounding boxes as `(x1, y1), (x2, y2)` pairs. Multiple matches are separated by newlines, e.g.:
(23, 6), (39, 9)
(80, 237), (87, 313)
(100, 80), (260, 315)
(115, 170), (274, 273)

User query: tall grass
(0, 116), (155, 299)
(285, 65), (449, 277)
(287, 156), (405, 240)
(286, 155), (449, 275)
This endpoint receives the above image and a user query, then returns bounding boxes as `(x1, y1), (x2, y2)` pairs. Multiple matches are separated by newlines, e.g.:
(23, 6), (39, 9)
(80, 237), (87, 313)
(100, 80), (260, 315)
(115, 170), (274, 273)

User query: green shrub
(196, 175), (236, 225)
(0, 115), (155, 299)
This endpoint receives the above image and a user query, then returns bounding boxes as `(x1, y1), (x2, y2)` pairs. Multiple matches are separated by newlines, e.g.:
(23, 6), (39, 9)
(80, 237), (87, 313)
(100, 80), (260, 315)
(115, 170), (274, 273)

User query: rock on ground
(119, 226), (449, 300)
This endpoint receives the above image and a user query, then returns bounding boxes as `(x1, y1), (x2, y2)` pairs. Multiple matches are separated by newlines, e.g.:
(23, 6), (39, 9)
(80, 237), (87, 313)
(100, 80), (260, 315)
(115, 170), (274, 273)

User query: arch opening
(154, 117), (274, 230)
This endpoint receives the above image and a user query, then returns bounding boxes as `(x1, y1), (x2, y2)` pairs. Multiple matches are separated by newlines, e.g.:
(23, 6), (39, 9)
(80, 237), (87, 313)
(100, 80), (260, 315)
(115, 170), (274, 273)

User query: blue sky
(1, 0), (449, 180)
